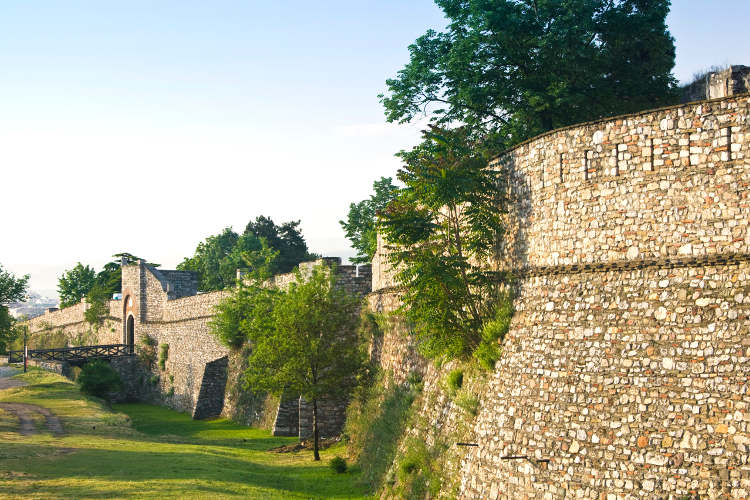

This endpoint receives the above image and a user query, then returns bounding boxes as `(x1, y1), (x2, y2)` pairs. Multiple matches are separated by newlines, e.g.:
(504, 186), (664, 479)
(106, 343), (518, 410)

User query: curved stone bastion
(371, 94), (750, 498)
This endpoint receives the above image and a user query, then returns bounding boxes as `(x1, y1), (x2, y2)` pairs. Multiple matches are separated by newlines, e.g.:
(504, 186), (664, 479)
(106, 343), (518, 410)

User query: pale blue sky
(1, 1), (748, 295)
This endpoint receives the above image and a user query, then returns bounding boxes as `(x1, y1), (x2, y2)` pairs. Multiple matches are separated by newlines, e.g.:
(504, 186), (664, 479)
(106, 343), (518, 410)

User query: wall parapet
(25, 299), (122, 334)
(493, 94), (749, 272)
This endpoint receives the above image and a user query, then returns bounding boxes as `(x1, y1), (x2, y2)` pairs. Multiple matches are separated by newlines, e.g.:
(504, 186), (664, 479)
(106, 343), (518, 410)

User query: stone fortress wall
(370, 93), (750, 498)
(23, 257), (372, 438)
(25, 297), (123, 346)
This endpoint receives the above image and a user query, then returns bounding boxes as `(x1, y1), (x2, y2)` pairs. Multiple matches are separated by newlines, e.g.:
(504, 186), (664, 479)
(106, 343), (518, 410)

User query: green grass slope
(0, 369), (371, 499)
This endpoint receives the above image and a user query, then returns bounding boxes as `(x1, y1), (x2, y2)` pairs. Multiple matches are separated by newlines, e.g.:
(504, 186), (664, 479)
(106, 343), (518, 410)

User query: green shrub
(329, 456), (347, 473)
(344, 373), (417, 491)
(166, 387), (175, 397)
(455, 391), (479, 417)
(474, 294), (514, 370)
(209, 282), (277, 349)
(447, 369), (463, 394)
(158, 343), (169, 371)
(77, 359), (122, 399)
(394, 438), (441, 499)
(84, 285), (109, 331)
(137, 335), (157, 368)
(406, 371), (422, 389)
(32, 329), (68, 349)
(149, 375), (159, 386)
(398, 456), (419, 477)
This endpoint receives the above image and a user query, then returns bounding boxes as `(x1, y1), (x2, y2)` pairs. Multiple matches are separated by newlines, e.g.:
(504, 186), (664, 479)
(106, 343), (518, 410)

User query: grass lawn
(0, 368), (372, 499)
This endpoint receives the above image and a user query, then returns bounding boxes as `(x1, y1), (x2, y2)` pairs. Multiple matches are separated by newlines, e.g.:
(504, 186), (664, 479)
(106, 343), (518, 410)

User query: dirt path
(0, 403), (64, 436)
(0, 366), (64, 435)
(0, 365), (26, 390)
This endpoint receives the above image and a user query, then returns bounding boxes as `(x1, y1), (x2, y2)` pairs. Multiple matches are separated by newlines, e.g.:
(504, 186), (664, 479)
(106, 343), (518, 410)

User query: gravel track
(0, 365), (64, 435)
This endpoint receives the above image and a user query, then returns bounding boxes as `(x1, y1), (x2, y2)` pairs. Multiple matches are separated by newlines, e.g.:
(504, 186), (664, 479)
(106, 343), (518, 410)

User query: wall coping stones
(489, 91), (750, 163)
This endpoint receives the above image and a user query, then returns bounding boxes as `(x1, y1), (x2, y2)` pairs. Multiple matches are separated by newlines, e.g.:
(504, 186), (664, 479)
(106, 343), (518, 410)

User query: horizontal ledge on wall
(366, 285), (405, 297)
(519, 252), (750, 278)
(369, 252), (750, 293)
(142, 315), (216, 325)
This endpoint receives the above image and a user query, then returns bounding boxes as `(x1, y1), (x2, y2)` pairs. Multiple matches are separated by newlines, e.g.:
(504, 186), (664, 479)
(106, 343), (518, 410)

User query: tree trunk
(312, 398), (320, 461)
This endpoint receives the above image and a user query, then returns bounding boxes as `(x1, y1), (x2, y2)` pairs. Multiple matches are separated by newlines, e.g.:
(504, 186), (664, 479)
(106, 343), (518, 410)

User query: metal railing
(8, 344), (133, 364)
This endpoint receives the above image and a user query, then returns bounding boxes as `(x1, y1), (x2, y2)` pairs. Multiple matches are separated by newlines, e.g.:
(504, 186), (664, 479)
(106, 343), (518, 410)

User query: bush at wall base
(329, 456), (347, 474)
(77, 359), (123, 400)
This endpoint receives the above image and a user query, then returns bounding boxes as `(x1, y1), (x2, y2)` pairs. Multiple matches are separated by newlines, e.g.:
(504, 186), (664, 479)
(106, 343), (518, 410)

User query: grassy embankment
(0, 368), (371, 499)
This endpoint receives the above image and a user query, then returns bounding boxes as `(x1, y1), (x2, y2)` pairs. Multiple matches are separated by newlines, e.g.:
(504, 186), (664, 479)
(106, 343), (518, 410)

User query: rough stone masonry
(370, 92), (750, 499)
(24, 258), (371, 439)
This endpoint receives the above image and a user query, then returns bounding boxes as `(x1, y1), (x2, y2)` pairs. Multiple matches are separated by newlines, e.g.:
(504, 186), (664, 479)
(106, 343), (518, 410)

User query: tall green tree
(379, 126), (509, 361)
(244, 216), (317, 274)
(0, 307), (18, 354)
(210, 244), (279, 349)
(339, 177), (400, 264)
(96, 253), (158, 297)
(178, 229), (267, 292)
(58, 263), (97, 308)
(0, 263), (29, 354)
(180, 217), (317, 292)
(244, 264), (364, 461)
(84, 284), (110, 332)
(0, 263), (29, 306)
(381, 0), (678, 148)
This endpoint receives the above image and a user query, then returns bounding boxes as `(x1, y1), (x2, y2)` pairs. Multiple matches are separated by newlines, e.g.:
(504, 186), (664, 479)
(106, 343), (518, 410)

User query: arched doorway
(126, 315), (135, 353)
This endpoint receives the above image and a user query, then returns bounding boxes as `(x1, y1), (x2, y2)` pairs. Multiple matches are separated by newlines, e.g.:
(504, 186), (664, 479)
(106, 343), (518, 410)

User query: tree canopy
(0, 263), (29, 354)
(58, 253), (154, 308)
(209, 246), (279, 349)
(340, 177), (400, 264)
(180, 216), (316, 292)
(244, 216), (316, 274)
(0, 263), (29, 306)
(95, 253), (156, 297)
(178, 229), (263, 292)
(242, 264), (364, 460)
(381, 0), (678, 149)
(379, 126), (510, 361)
(58, 263), (97, 308)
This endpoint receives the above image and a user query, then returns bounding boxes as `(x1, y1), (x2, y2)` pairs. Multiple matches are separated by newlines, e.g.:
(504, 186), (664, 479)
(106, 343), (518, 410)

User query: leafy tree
(181, 218), (316, 292)
(178, 228), (267, 292)
(244, 264), (364, 460)
(84, 284), (110, 331)
(96, 253), (159, 297)
(0, 308), (21, 354)
(0, 262), (28, 353)
(379, 126), (509, 360)
(58, 263), (97, 308)
(0, 263), (29, 306)
(210, 244), (279, 349)
(381, 0), (678, 149)
(77, 359), (123, 399)
(244, 216), (317, 274)
(340, 177), (400, 264)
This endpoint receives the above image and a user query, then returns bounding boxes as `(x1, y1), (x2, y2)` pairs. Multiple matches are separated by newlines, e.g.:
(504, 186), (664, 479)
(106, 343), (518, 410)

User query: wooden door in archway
(127, 315), (135, 354)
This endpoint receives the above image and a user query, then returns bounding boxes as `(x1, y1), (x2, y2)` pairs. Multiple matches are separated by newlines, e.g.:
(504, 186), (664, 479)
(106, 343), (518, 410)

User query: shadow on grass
(0, 441), (364, 499)
(1, 373), (370, 498)
(112, 403), (297, 450)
